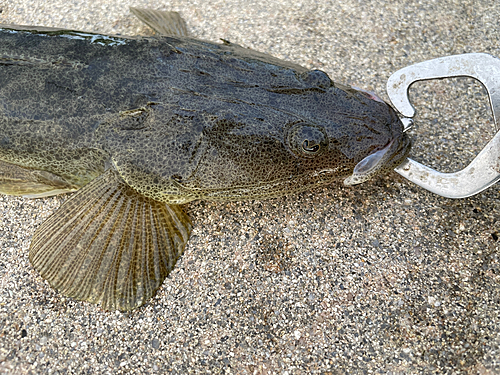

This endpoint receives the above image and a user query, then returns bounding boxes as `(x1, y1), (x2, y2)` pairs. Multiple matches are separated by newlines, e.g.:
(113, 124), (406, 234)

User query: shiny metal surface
(387, 53), (500, 198)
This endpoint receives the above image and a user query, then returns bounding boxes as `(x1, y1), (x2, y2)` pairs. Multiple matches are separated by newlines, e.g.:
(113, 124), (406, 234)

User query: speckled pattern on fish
(0, 0), (499, 374)
(0, 11), (409, 312)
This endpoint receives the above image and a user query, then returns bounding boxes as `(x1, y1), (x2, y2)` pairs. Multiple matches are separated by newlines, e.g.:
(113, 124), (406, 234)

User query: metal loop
(387, 53), (500, 198)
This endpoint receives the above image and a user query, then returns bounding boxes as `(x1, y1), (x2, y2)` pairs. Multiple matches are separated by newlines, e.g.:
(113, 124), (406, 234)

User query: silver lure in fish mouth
(343, 133), (411, 186)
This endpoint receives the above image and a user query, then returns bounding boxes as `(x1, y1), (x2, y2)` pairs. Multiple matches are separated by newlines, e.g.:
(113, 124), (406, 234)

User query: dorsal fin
(130, 7), (188, 37)
(29, 169), (192, 311)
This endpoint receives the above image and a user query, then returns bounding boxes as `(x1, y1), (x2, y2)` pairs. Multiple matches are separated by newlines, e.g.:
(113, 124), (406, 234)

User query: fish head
(280, 71), (412, 186)
(100, 66), (411, 202)
(178, 69), (411, 200)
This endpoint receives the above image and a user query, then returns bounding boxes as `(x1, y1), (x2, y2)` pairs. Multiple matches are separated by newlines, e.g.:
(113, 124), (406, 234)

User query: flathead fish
(0, 8), (411, 310)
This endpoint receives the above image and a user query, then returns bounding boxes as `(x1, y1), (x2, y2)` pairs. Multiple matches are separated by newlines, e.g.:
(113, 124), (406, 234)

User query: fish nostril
(299, 70), (332, 89)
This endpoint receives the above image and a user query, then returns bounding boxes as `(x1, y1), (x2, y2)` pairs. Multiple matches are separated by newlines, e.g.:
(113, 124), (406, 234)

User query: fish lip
(368, 130), (411, 172)
(385, 131), (412, 168)
(343, 130), (411, 186)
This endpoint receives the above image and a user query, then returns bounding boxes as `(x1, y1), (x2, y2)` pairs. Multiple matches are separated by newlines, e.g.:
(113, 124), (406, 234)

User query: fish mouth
(343, 132), (411, 186)
(385, 132), (412, 168)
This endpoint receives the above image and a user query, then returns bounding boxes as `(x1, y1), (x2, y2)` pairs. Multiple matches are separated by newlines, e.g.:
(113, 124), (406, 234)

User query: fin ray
(29, 169), (192, 311)
(130, 7), (188, 37)
(0, 160), (77, 197)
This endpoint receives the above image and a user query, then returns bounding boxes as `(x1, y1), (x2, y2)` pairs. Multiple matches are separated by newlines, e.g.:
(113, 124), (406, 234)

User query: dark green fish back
(0, 25), (408, 204)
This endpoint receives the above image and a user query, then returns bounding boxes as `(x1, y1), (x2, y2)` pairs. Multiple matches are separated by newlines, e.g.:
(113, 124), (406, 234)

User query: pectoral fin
(130, 7), (188, 37)
(0, 160), (77, 197)
(29, 169), (192, 311)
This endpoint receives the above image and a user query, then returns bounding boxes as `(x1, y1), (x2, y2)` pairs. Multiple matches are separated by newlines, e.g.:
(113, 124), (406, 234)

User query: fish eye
(287, 123), (328, 158)
(302, 140), (320, 153)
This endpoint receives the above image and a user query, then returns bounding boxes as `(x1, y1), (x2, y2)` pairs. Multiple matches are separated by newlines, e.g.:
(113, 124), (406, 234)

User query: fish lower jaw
(343, 133), (411, 186)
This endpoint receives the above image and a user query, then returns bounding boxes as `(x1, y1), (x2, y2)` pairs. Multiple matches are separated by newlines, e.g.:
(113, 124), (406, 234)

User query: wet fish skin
(0, 25), (409, 201)
(0, 11), (411, 311)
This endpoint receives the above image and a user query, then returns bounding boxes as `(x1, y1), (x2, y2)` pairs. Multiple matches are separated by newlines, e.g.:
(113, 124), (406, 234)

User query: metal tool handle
(387, 53), (500, 198)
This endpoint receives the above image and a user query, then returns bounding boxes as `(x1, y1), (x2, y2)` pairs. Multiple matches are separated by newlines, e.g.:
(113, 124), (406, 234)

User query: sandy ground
(0, 0), (499, 373)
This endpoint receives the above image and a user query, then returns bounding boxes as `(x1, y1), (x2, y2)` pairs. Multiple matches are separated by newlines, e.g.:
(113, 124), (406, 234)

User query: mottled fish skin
(0, 13), (411, 311)
(0, 25), (410, 202)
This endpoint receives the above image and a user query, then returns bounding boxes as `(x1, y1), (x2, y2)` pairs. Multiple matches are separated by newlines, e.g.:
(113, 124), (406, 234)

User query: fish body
(0, 9), (410, 310)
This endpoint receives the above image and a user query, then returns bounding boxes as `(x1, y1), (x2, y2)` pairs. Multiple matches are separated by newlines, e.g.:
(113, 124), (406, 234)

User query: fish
(0, 8), (411, 311)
